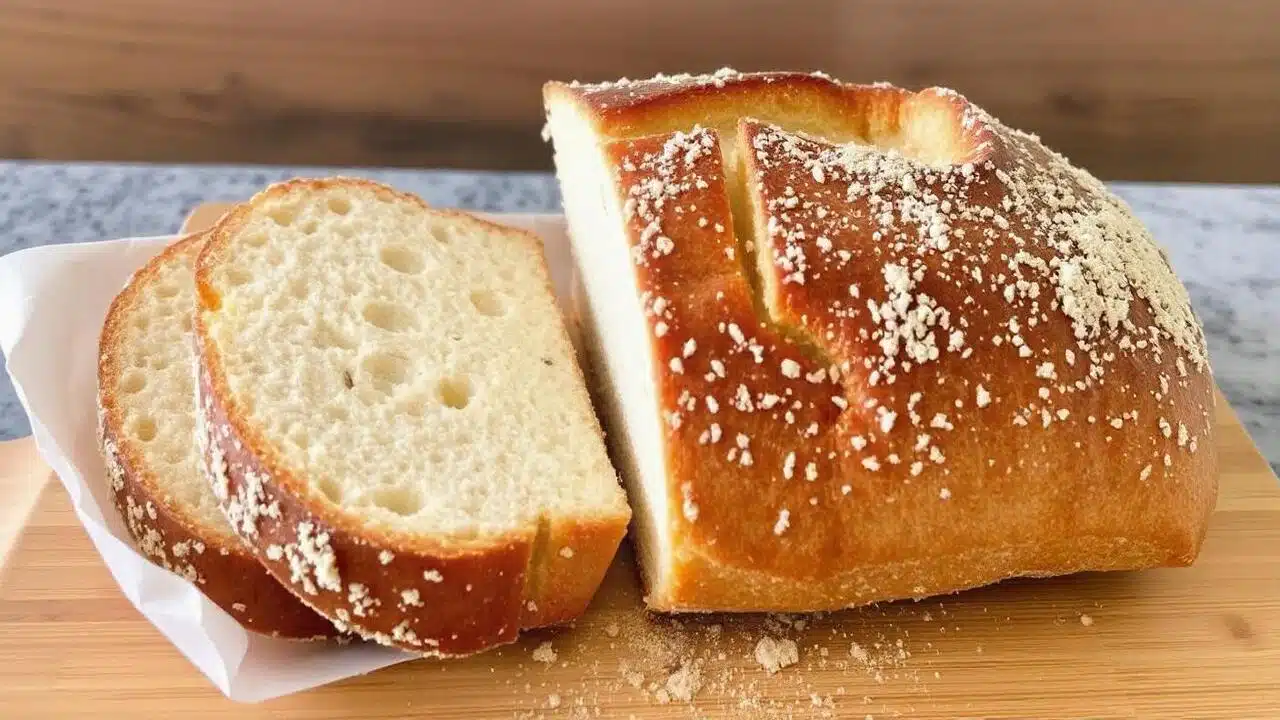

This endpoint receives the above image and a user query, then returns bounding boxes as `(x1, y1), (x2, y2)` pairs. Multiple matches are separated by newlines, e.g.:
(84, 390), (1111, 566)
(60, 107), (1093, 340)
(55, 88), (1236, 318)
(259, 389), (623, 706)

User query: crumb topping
(582, 70), (1211, 581)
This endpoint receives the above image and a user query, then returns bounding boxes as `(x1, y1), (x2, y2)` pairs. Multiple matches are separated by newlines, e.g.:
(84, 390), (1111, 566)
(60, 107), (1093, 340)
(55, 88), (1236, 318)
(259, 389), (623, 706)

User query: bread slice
(543, 70), (1217, 612)
(192, 178), (631, 656)
(96, 231), (338, 639)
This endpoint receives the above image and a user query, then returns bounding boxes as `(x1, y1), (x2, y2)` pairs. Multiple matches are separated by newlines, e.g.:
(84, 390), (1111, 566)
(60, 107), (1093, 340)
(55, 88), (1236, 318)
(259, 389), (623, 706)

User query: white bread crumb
(661, 661), (702, 703)
(754, 636), (799, 674)
(532, 640), (557, 664)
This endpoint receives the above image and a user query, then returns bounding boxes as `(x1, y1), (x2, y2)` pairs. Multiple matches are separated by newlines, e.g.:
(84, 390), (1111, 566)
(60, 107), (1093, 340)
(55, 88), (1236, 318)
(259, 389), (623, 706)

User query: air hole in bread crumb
(301, 220), (318, 235)
(362, 301), (418, 333)
(243, 231), (267, 248)
(362, 352), (411, 392)
(328, 196), (352, 216)
(337, 226), (354, 239)
(131, 415), (158, 442)
(315, 320), (355, 350)
(469, 290), (506, 317)
(372, 485), (423, 516)
(355, 387), (386, 406)
(120, 370), (146, 394)
(180, 314), (193, 332)
(150, 355), (170, 371)
(223, 267), (252, 287)
(155, 283), (180, 298)
(134, 315), (150, 331)
(317, 475), (343, 504)
(269, 206), (297, 226)
(289, 280), (308, 299)
(438, 375), (472, 409)
(326, 404), (349, 422)
(400, 397), (427, 417)
(379, 245), (425, 274)
(266, 247), (284, 265)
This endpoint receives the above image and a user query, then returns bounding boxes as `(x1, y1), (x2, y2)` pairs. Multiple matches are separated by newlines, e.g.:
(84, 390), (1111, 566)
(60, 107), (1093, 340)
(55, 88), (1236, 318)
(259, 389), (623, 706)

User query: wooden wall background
(0, 0), (1277, 182)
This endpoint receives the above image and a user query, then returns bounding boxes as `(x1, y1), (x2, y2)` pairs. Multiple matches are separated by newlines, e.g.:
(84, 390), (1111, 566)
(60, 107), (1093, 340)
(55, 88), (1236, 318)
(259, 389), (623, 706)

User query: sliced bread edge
(192, 177), (631, 656)
(97, 231), (339, 640)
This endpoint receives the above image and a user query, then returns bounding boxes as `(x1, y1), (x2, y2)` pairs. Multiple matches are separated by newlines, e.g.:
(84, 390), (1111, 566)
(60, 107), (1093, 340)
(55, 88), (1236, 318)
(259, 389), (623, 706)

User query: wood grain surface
(0, 205), (1276, 718)
(1, 1), (1278, 182)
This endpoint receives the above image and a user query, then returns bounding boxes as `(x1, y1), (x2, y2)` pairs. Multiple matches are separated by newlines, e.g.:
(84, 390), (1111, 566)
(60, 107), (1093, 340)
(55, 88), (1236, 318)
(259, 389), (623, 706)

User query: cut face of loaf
(193, 178), (630, 656)
(543, 70), (1218, 612)
(96, 232), (337, 639)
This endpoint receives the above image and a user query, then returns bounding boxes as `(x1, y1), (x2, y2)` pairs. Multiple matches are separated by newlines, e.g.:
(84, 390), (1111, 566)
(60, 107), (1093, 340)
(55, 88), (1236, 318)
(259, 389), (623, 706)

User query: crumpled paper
(0, 213), (576, 702)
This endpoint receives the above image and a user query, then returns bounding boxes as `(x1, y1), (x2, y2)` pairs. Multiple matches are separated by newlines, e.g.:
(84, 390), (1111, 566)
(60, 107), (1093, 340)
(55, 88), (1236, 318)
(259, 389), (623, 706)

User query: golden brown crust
(193, 177), (629, 655)
(96, 232), (337, 640)
(547, 70), (888, 145)
(546, 70), (1218, 612)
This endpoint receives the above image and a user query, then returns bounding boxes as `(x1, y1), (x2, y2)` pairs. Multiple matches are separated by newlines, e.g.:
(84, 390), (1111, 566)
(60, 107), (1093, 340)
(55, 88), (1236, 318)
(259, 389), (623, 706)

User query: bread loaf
(543, 70), (1218, 612)
(192, 178), (631, 655)
(96, 232), (338, 639)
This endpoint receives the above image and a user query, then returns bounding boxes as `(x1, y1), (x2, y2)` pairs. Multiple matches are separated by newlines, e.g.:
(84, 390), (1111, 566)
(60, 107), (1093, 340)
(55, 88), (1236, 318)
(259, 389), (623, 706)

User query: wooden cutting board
(1, 204), (1278, 719)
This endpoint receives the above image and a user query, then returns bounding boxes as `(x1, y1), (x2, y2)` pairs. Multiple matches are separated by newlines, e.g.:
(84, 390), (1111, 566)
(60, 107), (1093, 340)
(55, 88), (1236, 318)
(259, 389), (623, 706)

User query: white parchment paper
(0, 213), (575, 702)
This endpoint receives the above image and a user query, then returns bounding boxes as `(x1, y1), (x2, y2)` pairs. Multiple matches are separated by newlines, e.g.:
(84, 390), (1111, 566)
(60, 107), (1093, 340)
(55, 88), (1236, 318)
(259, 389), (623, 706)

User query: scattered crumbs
(378, 549), (395, 565)
(754, 636), (799, 674)
(1080, 614), (1094, 627)
(532, 641), (558, 665)
(661, 661), (703, 703)
(559, 546), (575, 559)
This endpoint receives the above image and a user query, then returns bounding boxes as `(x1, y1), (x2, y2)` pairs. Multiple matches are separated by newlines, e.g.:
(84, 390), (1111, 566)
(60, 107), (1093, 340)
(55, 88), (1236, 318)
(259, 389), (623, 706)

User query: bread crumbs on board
(497, 596), (970, 719)
(754, 636), (800, 674)
(532, 641), (558, 665)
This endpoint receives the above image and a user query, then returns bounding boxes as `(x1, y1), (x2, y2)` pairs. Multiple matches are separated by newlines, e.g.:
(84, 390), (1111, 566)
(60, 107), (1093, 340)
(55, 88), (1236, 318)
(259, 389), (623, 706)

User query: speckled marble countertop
(1, 161), (1277, 474)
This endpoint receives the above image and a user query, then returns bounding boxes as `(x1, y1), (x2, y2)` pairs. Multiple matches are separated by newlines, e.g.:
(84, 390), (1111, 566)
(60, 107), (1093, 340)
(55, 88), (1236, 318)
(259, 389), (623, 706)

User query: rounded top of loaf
(544, 69), (1217, 595)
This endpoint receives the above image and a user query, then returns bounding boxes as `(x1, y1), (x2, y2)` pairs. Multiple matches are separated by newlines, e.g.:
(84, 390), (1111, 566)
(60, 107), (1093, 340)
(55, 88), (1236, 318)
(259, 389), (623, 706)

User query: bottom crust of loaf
(644, 530), (1204, 613)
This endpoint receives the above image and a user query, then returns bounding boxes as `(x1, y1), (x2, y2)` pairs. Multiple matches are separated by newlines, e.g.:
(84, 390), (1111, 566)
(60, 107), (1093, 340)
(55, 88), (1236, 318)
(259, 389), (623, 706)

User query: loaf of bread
(192, 178), (631, 655)
(96, 232), (337, 639)
(543, 69), (1218, 612)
